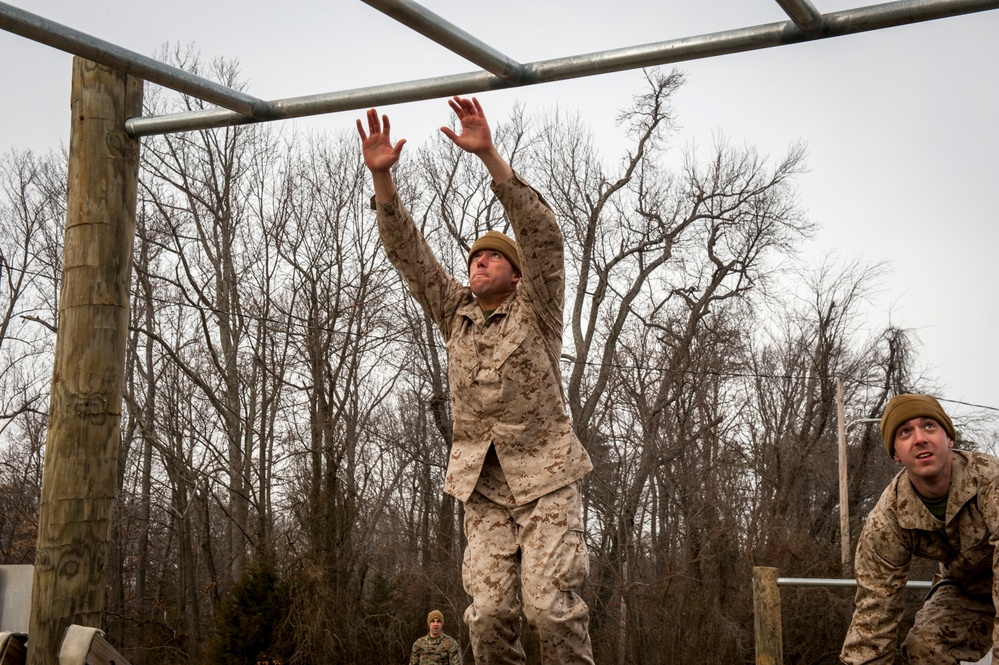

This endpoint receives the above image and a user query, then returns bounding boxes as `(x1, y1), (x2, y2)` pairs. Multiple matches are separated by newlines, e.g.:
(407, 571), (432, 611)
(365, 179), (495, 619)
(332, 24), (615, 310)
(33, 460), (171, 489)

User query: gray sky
(2, 0), (997, 429)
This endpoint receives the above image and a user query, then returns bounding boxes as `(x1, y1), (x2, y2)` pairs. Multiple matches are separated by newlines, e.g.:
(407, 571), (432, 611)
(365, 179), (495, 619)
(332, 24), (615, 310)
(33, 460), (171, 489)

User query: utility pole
(836, 377), (880, 575)
(837, 378), (850, 571)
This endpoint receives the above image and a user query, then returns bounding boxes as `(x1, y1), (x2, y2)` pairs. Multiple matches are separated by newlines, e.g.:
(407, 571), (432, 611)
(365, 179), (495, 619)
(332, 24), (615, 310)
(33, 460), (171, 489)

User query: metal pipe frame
(0, 1), (277, 119)
(3, 0), (996, 137)
(778, 577), (932, 589)
(774, 0), (827, 35)
(359, 0), (526, 82)
(123, 0), (999, 137)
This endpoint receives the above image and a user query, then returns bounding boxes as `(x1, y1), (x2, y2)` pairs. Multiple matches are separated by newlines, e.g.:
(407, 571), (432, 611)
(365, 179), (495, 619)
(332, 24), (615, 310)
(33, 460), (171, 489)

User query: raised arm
(357, 107), (465, 336)
(440, 97), (565, 325)
(356, 108), (407, 203)
(440, 96), (514, 185)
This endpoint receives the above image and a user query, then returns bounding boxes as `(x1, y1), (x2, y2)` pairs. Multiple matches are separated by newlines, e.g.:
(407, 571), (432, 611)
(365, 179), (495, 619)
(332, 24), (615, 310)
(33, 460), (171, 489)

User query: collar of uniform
(944, 450), (976, 523)
(458, 288), (517, 322)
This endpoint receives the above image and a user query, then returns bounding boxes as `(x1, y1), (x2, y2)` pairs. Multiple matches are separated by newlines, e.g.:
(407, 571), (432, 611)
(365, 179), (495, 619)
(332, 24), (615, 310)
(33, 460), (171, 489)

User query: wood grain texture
(27, 57), (142, 665)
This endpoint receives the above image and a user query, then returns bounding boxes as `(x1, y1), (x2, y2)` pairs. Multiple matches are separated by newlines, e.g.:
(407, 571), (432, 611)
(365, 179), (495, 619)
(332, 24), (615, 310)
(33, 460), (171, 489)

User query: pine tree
(205, 557), (291, 664)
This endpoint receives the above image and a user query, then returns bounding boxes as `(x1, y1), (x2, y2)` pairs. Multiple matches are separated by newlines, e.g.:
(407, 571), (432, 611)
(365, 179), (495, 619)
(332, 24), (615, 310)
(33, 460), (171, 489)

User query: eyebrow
(899, 417), (937, 432)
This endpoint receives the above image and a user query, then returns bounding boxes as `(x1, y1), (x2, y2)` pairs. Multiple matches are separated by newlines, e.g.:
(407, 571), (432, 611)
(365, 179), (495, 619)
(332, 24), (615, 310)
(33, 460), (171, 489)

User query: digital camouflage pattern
(410, 633), (462, 665)
(901, 582), (992, 663)
(375, 172), (594, 664)
(374, 172), (593, 505)
(841, 450), (999, 664)
(463, 465), (592, 663)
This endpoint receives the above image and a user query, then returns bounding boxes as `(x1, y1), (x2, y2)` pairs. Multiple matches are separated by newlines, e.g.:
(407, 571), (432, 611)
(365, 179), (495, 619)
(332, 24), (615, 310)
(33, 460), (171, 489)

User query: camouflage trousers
(901, 579), (992, 664)
(462, 462), (593, 665)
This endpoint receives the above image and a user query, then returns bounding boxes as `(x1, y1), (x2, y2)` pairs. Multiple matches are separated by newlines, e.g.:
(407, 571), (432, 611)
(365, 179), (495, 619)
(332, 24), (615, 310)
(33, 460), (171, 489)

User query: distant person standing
(410, 610), (461, 665)
(357, 96), (594, 664)
(840, 394), (999, 664)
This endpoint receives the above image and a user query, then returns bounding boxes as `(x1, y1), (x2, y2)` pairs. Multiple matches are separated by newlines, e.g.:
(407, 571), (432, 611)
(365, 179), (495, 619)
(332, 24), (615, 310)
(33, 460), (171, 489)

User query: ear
(893, 451), (901, 462)
(512, 272), (521, 284)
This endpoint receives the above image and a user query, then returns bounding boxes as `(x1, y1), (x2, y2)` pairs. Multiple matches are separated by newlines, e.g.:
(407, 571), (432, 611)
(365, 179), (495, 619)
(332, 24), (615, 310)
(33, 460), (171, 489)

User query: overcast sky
(2, 0), (997, 432)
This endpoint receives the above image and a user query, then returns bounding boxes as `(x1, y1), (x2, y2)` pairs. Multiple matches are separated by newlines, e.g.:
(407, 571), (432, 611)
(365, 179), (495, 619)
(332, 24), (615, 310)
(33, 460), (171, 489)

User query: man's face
(469, 249), (519, 306)
(893, 416), (954, 490)
(429, 618), (443, 637)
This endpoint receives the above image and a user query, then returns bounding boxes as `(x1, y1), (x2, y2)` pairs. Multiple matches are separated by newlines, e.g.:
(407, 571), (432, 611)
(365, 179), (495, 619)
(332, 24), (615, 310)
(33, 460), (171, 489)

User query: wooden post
(27, 58), (142, 665)
(753, 566), (782, 665)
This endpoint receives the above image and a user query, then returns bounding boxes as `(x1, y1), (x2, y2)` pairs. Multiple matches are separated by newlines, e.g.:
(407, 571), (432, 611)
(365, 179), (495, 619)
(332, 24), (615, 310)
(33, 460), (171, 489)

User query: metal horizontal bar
(126, 0), (999, 137)
(126, 72), (500, 136)
(0, 1), (276, 120)
(847, 417), (881, 432)
(359, 0), (526, 82)
(778, 577), (932, 589)
(773, 0), (826, 35)
(526, 0), (999, 82)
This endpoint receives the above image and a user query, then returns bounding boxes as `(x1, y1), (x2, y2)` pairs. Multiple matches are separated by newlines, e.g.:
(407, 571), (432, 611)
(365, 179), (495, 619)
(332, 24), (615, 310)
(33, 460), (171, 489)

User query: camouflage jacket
(840, 450), (999, 664)
(375, 172), (593, 505)
(410, 633), (461, 665)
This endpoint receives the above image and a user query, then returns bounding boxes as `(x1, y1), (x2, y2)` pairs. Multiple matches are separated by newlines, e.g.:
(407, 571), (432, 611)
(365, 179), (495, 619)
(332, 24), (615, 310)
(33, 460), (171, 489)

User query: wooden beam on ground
(26, 58), (142, 665)
(58, 626), (132, 665)
(0, 633), (27, 665)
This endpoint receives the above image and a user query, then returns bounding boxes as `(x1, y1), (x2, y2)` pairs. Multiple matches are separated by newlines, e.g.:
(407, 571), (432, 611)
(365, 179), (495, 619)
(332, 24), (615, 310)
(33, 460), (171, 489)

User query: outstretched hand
(440, 96), (495, 155)
(356, 109), (406, 173)
(440, 96), (513, 183)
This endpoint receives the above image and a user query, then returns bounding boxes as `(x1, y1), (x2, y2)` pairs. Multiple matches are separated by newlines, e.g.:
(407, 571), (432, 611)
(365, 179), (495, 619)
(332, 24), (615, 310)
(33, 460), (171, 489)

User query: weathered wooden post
(27, 57), (142, 664)
(753, 566), (782, 665)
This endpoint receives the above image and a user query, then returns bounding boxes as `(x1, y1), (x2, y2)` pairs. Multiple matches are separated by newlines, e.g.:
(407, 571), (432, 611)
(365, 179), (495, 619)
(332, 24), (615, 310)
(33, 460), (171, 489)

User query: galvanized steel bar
(126, 71), (500, 136)
(125, 0), (999, 137)
(778, 577), (932, 589)
(773, 0), (826, 35)
(359, 0), (526, 82)
(526, 0), (999, 82)
(0, 1), (276, 119)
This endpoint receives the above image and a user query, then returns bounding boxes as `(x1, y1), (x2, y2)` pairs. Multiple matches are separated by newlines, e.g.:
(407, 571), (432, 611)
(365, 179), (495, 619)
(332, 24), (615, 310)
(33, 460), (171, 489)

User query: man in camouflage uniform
(411, 610), (462, 665)
(357, 96), (594, 665)
(841, 393), (999, 664)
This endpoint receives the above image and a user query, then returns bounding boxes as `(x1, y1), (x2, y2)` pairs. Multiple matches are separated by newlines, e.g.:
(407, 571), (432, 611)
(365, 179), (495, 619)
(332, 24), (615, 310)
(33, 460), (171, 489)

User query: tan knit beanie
(427, 610), (443, 626)
(468, 230), (521, 275)
(880, 394), (956, 457)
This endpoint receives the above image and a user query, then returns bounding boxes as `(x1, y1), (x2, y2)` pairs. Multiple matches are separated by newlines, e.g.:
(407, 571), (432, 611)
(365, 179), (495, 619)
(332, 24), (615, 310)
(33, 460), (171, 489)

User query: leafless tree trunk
(138, 52), (280, 592)
(513, 68), (809, 662)
(0, 150), (65, 566)
(0, 149), (65, 430)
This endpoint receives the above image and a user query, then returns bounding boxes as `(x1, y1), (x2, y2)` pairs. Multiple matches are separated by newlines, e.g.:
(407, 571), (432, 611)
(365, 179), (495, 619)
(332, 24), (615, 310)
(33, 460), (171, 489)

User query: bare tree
(268, 132), (413, 661)
(0, 410), (45, 563)
(0, 149), (65, 432)
(138, 51), (280, 591)
(491, 68), (810, 663)
(6, 51), (981, 664)
(738, 258), (916, 662)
